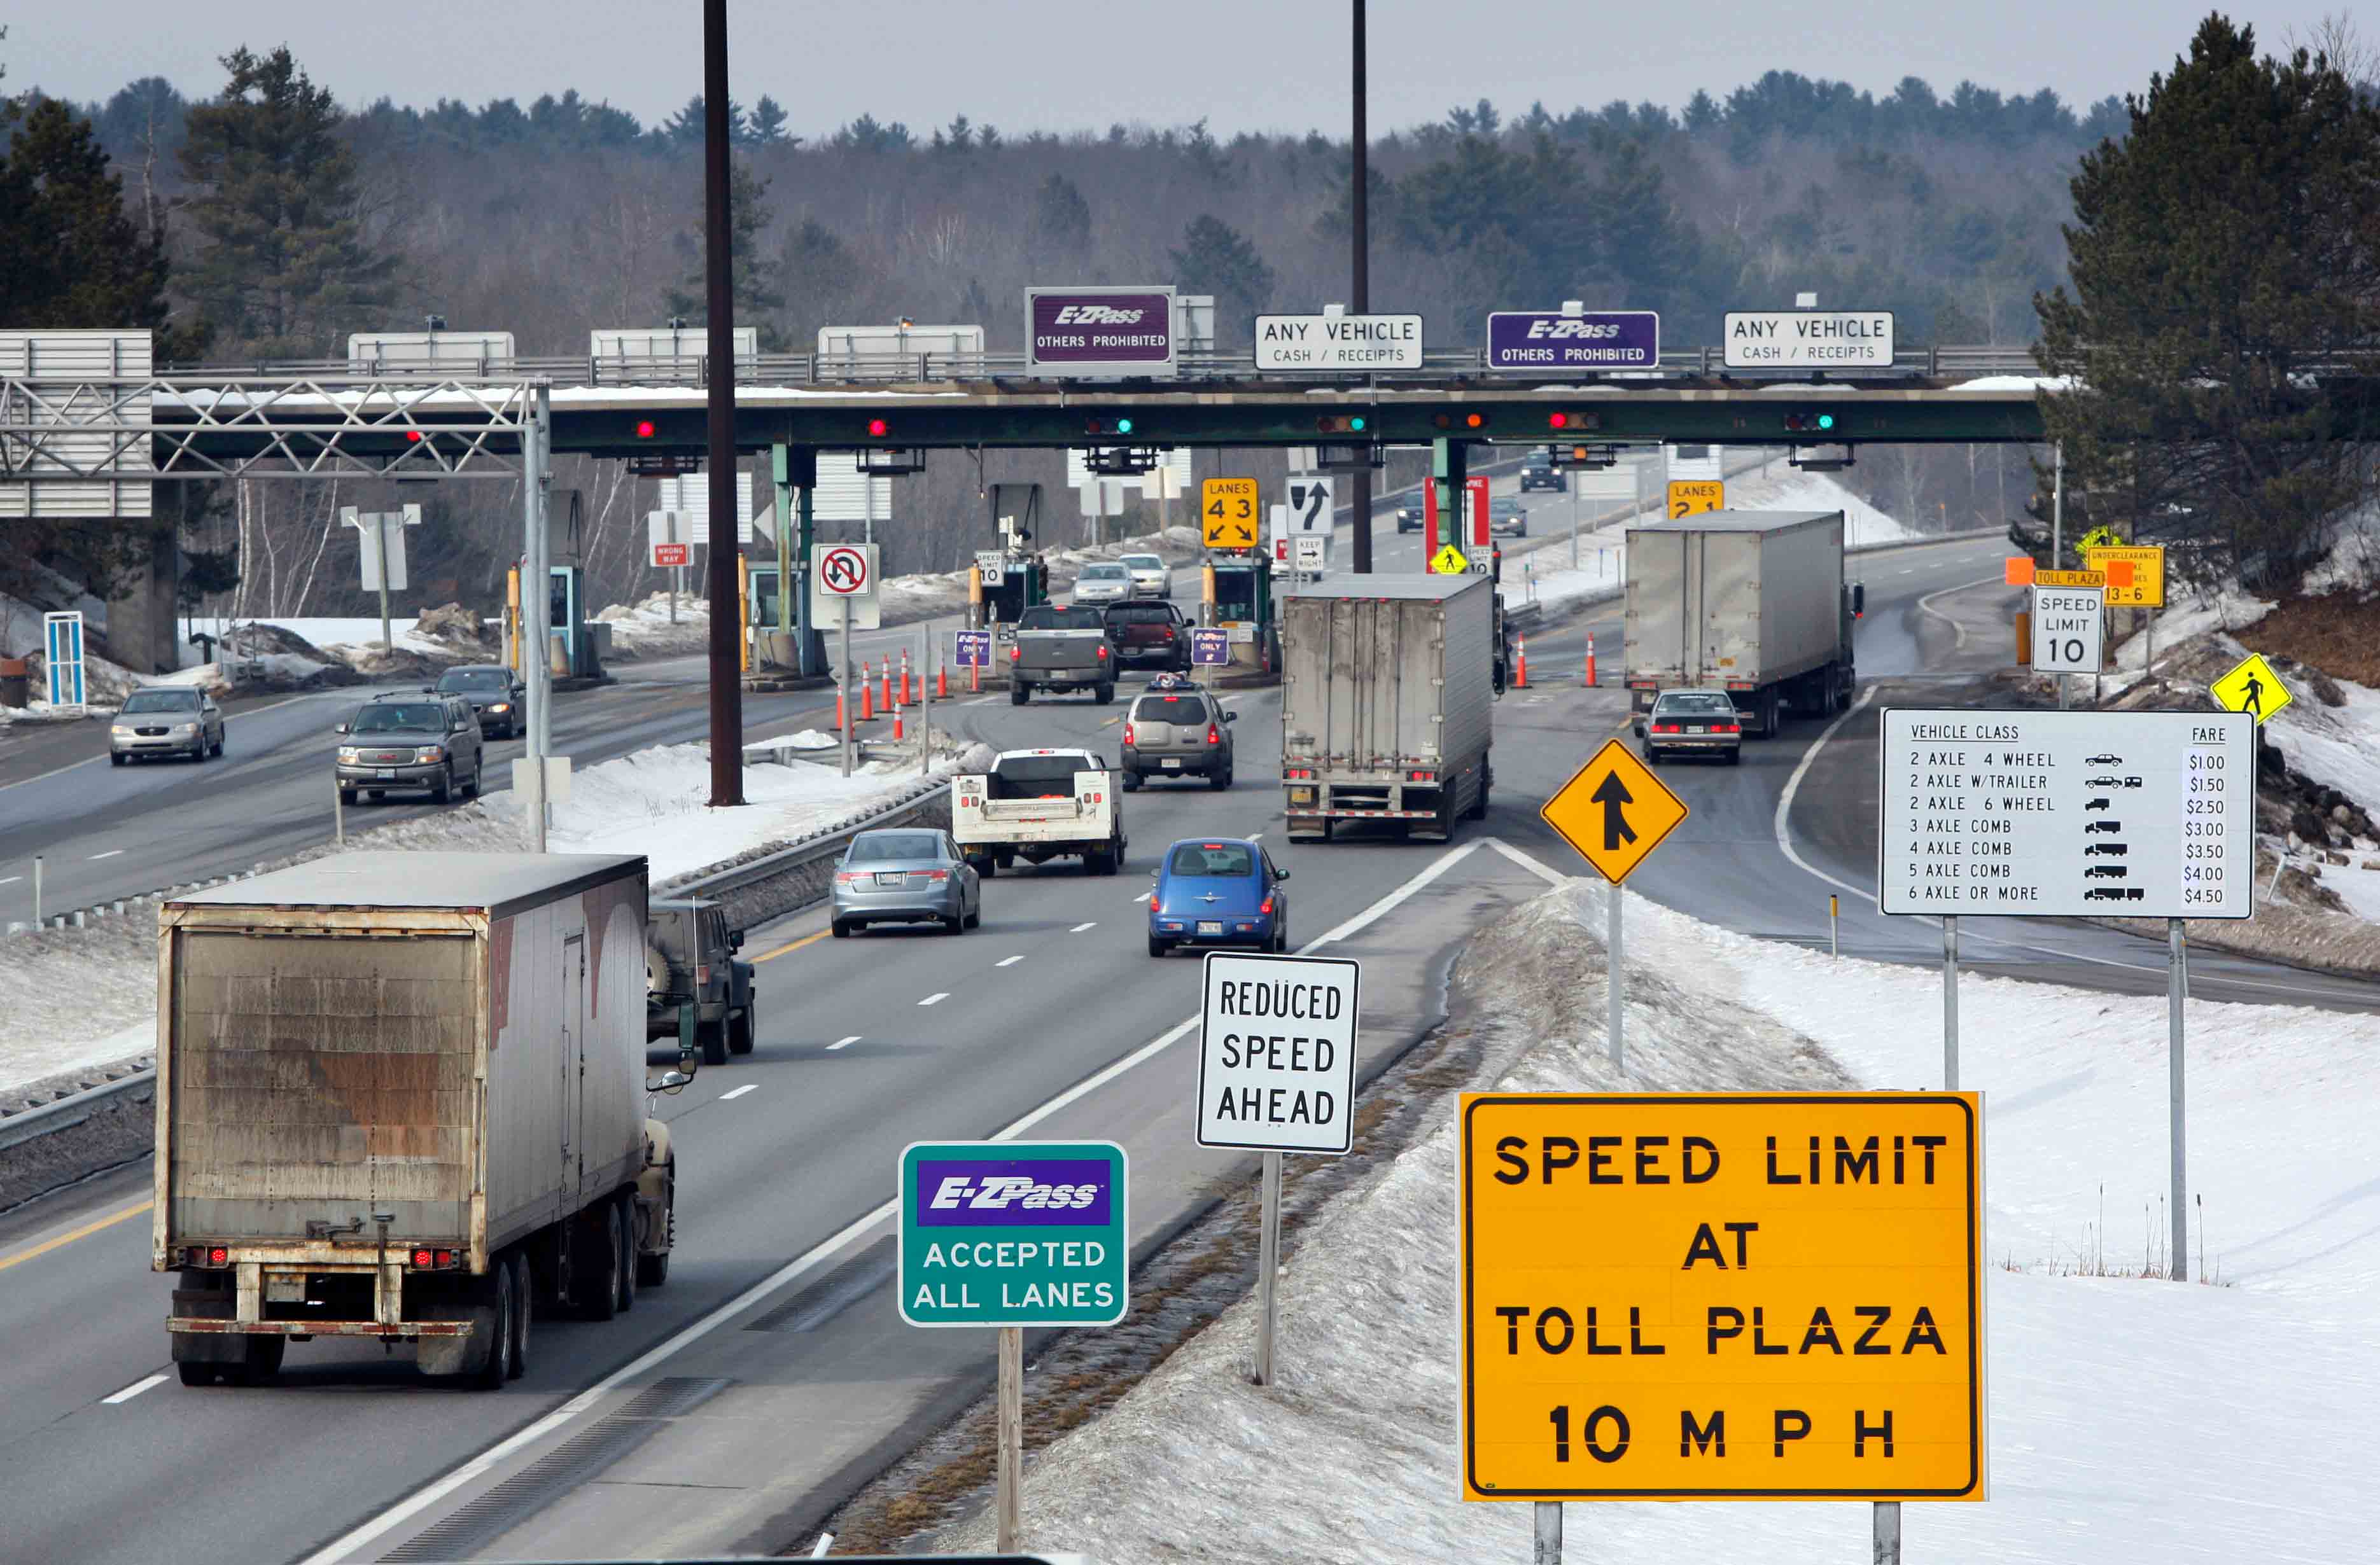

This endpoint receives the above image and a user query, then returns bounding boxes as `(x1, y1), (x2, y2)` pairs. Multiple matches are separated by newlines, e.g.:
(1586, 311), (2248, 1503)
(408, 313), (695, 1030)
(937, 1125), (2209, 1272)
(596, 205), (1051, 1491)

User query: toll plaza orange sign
(1460, 1093), (1985, 1502)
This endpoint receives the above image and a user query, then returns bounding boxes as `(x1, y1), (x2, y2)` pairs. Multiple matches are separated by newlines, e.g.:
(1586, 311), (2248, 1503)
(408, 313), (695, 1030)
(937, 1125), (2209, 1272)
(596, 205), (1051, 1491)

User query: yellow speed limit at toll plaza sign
(1460, 1094), (1984, 1501)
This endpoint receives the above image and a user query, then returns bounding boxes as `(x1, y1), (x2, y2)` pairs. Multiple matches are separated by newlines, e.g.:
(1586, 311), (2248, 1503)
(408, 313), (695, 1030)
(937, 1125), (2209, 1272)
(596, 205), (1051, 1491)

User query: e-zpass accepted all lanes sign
(898, 1139), (1128, 1327)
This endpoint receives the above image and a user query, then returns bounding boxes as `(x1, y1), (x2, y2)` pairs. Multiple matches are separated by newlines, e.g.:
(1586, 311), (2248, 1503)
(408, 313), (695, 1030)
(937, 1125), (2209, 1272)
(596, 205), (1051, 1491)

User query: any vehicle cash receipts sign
(1198, 954), (1361, 1155)
(898, 1141), (1128, 1326)
(1461, 1094), (1984, 1501)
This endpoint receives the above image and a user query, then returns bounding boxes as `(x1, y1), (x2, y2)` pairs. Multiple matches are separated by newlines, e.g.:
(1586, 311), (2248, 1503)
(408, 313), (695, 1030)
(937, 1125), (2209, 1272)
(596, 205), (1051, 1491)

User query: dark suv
(335, 690), (486, 804)
(1518, 451), (1565, 492)
(435, 664), (527, 739)
(645, 898), (757, 1065)
(1103, 601), (1193, 669)
(1394, 496), (1427, 534)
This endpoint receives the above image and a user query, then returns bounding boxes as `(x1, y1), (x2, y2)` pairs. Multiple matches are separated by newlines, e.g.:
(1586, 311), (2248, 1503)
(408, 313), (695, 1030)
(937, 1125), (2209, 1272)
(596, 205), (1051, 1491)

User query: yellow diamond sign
(1429, 541), (1470, 575)
(2209, 651), (2292, 725)
(1539, 737), (1688, 884)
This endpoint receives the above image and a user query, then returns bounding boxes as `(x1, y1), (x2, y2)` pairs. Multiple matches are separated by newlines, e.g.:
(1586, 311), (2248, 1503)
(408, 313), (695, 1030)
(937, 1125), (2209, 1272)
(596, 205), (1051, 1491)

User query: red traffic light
(1548, 412), (1568, 429)
(634, 419), (656, 438)
(405, 429), (424, 443)
(867, 417), (889, 438)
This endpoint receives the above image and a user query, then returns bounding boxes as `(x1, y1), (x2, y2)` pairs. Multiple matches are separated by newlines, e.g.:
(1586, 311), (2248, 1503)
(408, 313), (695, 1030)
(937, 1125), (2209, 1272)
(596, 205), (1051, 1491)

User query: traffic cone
(1586, 633), (1597, 687)
(937, 662), (949, 700)
(861, 668), (874, 721)
(970, 664), (980, 693)
(1515, 635), (1529, 689)
(893, 707), (906, 741)
(881, 660), (893, 712)
(835, 688), (848, 731)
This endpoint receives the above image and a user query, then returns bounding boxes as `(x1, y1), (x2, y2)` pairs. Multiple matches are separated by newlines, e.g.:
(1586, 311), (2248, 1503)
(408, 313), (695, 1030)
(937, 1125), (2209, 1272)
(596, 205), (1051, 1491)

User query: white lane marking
(302, 836), (1490, 1565)
(88, 849), (124, 860)
(718, 1084), (757, 1101)
(827, 1036), (862, 1050)
(918, 992), (949, 1006)
(1132, 892), (1151, 903)
(102, 1372), (169, 1405)
(1069, 921), (1097, 933)
(1485, 838), (1571, 887)
(963, 695), (996, 706)
(996, 955), (1025, 967)
(1913, 573), (2006, 653)
(0, 876), (18, 886)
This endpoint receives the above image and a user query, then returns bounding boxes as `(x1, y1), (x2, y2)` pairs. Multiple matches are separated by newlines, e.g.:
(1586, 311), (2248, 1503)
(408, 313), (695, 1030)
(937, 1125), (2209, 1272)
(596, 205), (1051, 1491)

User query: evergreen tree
(748, 95), (792, 145)
(1168, 214), (1275, 333)
(2036, 15), (2380, 586)
(1033, 172), (1091, 251)
(177, 46), (396, 356)
(666, 160), (787, 349)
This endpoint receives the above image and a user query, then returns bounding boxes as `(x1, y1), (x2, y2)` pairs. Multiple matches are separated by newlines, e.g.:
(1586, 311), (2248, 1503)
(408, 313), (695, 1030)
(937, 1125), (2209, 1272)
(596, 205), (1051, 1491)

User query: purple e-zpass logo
(1485, 310), (1660, 371)
(1028, 289), (1174, 368)
(914, 1157), (1115, 1227)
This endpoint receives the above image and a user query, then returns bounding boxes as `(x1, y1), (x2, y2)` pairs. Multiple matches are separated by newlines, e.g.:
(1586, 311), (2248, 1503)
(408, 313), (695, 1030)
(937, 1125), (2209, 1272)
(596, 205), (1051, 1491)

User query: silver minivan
(1121, 678), (1235, 789)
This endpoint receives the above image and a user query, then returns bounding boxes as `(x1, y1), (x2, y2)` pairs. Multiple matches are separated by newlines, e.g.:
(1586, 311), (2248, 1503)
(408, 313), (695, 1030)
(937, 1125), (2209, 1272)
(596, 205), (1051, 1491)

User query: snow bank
(2265, 672), (2380, 821)
(941, 878), (2380, 1563)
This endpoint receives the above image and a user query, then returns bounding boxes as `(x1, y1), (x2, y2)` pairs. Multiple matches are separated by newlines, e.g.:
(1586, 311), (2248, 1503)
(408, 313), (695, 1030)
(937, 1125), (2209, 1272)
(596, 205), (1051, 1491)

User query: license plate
(1689, 725), (1707, 735)
(377, 769), (396, 779)
(1197, 921), (1224, 936)
(876, 872), (907, 887)
(265, 1274), (305, 1303)
(1161, 758), (1182, 769)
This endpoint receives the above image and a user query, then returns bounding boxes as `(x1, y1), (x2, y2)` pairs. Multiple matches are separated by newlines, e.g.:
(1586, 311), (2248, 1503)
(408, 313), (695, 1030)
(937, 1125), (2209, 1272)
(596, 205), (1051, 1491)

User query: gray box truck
(1623, 510), (1863, 735)
(153, 851), (679, 1388)
(1280, 573), (1495, 843)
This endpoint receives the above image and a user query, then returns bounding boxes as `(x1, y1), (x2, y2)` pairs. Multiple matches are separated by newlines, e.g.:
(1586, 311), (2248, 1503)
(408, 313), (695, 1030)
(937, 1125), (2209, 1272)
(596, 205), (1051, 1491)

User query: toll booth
(981, 556), (1050, 629)
(1207, 552), (1279, 676)
(546, 564), (606, 679)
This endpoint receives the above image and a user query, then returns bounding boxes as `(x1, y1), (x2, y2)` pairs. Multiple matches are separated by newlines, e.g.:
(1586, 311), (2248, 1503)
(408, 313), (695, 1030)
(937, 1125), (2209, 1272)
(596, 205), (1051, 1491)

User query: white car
(1072, 562), (1134, 606)
(1119, 552), (1172, 598)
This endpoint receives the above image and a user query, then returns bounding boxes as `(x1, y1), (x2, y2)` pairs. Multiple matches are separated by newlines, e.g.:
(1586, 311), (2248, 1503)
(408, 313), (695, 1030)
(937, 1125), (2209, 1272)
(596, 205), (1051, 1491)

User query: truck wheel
(1011, 683), (1031, 706)
(579, 1205), (622, 1321)
(1208, 767), (1231, 791)
(1120, 769), (1142, 791)
(178, 1360), (216, 1387)
(1095, 683), (1116, 705)
(699, 1015), (729, 1068)
(508, 1252), (532, 1379)
(970, 856), (995, 879)
(1467, 762), (1492, 820)
(615, 1193), (638, 1314)
(473, 1262), (515, 1388)
(635, 1162), (675, 1289)
(727, 1008), (755, 1055)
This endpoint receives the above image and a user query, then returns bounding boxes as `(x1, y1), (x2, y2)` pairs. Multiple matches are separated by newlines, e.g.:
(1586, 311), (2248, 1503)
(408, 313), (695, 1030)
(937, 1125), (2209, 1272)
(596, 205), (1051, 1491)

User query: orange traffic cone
(1515, 635), (1529, 689)
(893, 707), (906, 741)
(1585, 633), (1597, 687)
(881, 661), (893, 712)
(937, 662), (949, 700)
(900, 649), (914, 706)
(835, 688), (847, 731)
(861, 667), (875, 721)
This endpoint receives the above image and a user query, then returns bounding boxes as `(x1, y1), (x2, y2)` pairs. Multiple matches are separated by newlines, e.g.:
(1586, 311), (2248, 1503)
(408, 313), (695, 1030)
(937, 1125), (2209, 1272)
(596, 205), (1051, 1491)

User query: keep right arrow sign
(1541, 737), (1688, 883)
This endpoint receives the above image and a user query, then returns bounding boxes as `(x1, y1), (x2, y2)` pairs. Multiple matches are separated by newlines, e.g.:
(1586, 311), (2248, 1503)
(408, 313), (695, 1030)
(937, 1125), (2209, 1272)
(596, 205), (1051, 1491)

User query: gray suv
(335, 690), (485, 804)
(1121, 677), (1235, 789)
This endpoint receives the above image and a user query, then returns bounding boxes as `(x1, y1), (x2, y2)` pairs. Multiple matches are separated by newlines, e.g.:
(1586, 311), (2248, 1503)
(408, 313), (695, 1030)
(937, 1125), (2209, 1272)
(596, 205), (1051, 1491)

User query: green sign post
(899, 1139), (1129, 1552)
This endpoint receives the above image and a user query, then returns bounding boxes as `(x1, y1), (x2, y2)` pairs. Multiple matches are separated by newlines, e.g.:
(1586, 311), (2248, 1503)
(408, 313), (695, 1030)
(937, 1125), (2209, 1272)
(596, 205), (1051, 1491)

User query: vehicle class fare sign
(1461, 1093), (1985, 1502)
(1197, 953), (1361, 1155)
(898, 1140), (1128, 1327)
(1879, 708), (2256, 919)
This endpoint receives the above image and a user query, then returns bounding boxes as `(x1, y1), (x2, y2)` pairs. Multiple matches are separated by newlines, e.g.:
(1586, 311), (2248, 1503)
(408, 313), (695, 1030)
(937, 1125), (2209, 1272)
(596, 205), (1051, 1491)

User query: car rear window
(1017, 606), (1107, 631)
(1655, 693), (1736, 715)
(1131, 694), (1205, 721)
(438, 669), (510, 691)
(1081, 564), (1127, 578)
(848, 831), (942, 863)
(1105, 604), (1173, 625)
(989, 754), (1098, 796)
(1168, 843), (1255, 877)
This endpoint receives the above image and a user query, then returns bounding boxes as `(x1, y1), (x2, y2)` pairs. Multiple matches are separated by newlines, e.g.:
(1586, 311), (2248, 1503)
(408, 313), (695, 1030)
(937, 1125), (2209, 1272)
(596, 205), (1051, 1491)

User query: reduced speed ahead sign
(1196, 952), (1360, 1155)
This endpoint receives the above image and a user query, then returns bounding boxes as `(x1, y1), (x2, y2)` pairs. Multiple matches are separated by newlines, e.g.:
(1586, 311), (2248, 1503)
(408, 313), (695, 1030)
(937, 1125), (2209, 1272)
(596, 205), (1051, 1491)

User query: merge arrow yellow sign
(2209, 651), (2292, 725)
(1539, 737), (1689, 884)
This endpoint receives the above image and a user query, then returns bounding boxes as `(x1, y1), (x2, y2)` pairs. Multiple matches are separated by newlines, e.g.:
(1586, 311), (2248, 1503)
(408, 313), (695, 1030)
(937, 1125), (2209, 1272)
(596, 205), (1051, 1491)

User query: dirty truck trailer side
(154, 851), (676, 1388)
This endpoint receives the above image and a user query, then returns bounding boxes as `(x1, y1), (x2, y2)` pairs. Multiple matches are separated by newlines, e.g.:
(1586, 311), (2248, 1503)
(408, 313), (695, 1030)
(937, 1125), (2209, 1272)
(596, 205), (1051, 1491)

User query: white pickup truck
(951, 748), (1128, 876)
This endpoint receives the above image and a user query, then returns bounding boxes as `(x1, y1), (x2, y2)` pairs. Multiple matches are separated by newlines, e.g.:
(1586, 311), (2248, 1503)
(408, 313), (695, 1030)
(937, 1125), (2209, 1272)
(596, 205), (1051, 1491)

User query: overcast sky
(7, 2), (2356, 134)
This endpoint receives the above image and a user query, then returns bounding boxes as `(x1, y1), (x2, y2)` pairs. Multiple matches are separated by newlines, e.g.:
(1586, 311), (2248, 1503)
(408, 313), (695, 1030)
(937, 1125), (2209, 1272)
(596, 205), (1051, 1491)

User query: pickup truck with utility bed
(951, 747), (1128, 875)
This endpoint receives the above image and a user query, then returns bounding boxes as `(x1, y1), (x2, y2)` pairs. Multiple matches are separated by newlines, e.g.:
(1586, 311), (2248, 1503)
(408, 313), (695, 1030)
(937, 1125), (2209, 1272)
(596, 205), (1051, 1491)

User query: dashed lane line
(719, 1084), (758, 1101)
(88, 849), (123, 860)
(918, 992), (949, 1006)
(996, 955), (1025, 967)
(1069, 921), (1097, 933)
(102, 1374), (169, 1405)
(827, 1036), (862, 1050)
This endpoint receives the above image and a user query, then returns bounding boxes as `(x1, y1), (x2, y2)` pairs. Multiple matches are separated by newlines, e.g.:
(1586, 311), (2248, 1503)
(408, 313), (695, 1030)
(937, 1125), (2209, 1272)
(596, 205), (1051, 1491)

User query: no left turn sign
(820, 545), (871, 597)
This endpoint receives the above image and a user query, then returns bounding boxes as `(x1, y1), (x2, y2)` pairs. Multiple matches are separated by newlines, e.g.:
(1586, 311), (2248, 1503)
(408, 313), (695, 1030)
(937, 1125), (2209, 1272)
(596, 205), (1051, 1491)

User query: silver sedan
(1070, 562), (1135, 606)
(1119, 552), (1172, 598)
(831, 828), (982, 936)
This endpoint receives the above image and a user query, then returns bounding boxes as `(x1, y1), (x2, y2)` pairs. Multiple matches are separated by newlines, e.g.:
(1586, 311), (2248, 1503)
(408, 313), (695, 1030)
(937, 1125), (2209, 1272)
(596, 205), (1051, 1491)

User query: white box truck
(153, 852), (679, 1388)
(1279, 573), (1495, 843)
(1623, 509), (1863, 736)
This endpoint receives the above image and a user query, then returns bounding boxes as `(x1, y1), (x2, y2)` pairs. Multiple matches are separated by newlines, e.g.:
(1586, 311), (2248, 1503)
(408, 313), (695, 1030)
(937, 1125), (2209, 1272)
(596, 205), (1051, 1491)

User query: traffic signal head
(1315, 414), (1371, 435)
(634, 420), (656, 439)
(1432, 411), (1490, 430)
(1783, 411), (1837, 433)
(1546, 411), (1600, 431)
(1084, 415), (1136, 437)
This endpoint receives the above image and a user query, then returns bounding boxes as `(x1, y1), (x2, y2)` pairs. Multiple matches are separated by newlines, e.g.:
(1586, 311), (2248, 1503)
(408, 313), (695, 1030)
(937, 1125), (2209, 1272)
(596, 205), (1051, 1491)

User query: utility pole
(1347, 0), (1373, 574)
(703, 0), (745, 807)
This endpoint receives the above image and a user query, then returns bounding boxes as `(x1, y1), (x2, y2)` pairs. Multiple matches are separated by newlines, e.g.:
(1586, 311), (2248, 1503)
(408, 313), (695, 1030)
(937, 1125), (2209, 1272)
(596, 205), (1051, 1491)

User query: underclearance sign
(898, 1140), (1129, 1327)
(1197, 952), (1361, 1154)
(1460, 1093), (1984, 1501)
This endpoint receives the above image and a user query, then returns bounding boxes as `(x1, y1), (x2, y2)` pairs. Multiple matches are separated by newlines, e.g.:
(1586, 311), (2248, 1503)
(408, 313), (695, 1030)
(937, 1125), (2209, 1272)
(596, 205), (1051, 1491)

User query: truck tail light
(409, 1248), (458, 1269)
(1123, 722), (1136, 744)
(188, 1246), (229, 1267)
(1409, 770), (1437, 783)
(696, 963), (711, 987)
(1010, 644), (1021, 661)
(1096, 643), (1110, 660)
(1285, 767), (1313, 779)
(1207, 724), (1222, 746)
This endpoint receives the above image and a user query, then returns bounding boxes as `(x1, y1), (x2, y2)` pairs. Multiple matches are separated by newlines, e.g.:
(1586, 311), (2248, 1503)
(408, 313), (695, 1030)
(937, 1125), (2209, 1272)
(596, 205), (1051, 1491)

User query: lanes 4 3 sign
(1460, 1093), (1984, 1501)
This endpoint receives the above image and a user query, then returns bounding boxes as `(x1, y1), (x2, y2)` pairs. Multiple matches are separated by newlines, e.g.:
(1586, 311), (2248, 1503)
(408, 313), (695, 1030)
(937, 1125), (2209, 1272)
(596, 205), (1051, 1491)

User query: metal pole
(701, 0), (745, 809)
(996, 1325), (1023, 1553)
(375, 516), (393, 654)
(839, 610), (853, 780)
(334, 772), (344, 845)
(1873, 1499), (1902, 1564)
(2169, 917), (2188, 1281)
(2052, 440), (2064, 567)
(32, 856), (41, 926)
(1347, 0), (1373, 576)
(920, 629), (933, 775)
(1533, 1499), (1562, 1565)
(1569, 478), (1580, 571)
(1256, 1150), (1282, 1386)
(1829, 893), (1838, 957)
(523, 384), (552, 852)
(1942, 915), (1959, 1091)
(1607, 886), (1624, 1071)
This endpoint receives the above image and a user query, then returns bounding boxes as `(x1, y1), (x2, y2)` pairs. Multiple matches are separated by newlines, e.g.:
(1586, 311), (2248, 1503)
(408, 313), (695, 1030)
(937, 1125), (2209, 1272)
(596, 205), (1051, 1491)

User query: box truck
(1279, 573), (1495, 843)
(1623, 510), (1863, 735)
(153, 851), (679, 1388)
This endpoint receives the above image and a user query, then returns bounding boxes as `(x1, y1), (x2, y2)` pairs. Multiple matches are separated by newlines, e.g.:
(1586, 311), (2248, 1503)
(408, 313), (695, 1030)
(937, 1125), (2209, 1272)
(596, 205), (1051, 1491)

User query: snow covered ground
(940, 875), (2380, 1564)
(0, 740), (984, 1098)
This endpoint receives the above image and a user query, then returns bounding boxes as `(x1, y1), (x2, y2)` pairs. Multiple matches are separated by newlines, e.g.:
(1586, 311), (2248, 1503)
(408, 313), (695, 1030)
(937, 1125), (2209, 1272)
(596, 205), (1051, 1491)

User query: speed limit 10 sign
(2031, 585), (2103, 673)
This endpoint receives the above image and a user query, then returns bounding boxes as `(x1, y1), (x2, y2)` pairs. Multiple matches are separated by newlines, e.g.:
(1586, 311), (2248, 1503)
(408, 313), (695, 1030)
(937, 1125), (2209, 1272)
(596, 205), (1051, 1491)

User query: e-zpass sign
(899, 1139), (1129, 1326)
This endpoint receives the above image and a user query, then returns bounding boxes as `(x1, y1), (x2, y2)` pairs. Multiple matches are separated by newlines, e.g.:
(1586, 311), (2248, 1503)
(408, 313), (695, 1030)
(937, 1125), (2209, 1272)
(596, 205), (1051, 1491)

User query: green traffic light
(1350, 415), (1368, 432)
(1116, 417), (1134, 435)
(1817, 413), (1835, 431)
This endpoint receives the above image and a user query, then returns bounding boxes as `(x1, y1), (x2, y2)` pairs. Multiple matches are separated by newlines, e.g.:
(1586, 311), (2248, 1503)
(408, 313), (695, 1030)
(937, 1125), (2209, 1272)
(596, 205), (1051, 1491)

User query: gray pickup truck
(645, 898), (757, 1066)
(1011, 603), (1117, 706)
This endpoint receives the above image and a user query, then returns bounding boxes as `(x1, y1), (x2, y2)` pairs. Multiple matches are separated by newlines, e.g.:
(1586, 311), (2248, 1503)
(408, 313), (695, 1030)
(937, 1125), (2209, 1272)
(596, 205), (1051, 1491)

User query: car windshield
(1131, 693), (1206, 720)
(1018, 605), (1107, 630)
(121, 690), (200, 714)
(351, 703), (445, 732)
(1492, 499), (1524, 515)
(847, 831), (943, 863)
(1168, 842), (1256, 877)
(1105, 605), (1172, 625)
(1121, 555), (1163, 571)
(438, 669), (510, 692)
(1081, 564), (1126, 579)
(1655, 693), (1736, 715)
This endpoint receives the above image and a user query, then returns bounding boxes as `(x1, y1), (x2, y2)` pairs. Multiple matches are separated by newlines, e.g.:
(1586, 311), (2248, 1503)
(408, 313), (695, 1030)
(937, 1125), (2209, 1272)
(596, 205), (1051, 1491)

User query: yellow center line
(0, 1199), (153, 1274)
(753, 928), (831, 963)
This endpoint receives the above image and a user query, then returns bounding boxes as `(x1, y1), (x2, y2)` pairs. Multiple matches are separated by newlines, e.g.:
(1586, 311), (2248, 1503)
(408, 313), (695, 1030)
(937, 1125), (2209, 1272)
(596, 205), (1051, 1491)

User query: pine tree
(1168, 215), (1275, 335)
(177, 46), (397, 356)
(748, 95), (792, 145)
(2036, 15), (2380, 586)
(1033, 172), (1091, 252)
(666, 161), (787, 349)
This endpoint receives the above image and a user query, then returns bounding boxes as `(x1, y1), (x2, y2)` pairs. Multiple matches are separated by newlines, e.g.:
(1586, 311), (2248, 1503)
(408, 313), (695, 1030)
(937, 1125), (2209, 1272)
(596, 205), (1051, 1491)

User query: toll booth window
(549, 574), (570, 627)
(752, 578), (781, 624)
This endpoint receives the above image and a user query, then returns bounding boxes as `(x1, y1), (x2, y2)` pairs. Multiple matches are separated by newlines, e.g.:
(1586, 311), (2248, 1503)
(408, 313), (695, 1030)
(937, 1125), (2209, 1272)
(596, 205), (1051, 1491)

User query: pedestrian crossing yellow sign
(2209, 652), (2292, 725)
(1429, 541), (1469, 574)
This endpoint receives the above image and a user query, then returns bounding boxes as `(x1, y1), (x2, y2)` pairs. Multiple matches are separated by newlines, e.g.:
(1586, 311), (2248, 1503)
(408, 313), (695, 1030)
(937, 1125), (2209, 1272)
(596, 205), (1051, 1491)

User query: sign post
(899, 1139), (1129, 1554)
(1536, 738), (1691, 1071)
(815, 543), (879, 777)
(344, 505), (421, 654)
(1190, 626), (1230, 667)
(1197, 951), (1361, 1386)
